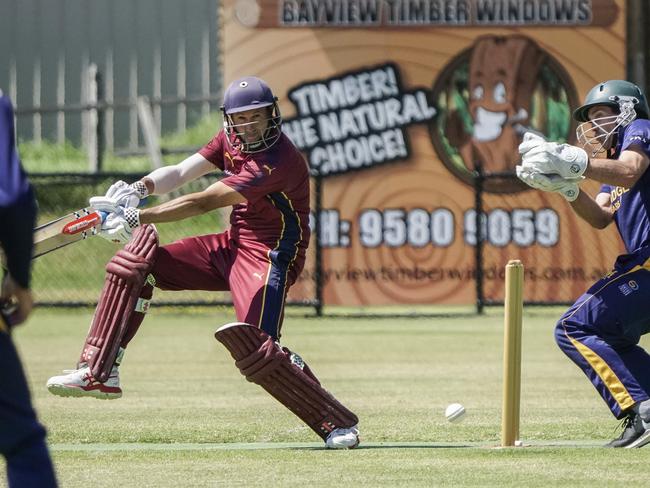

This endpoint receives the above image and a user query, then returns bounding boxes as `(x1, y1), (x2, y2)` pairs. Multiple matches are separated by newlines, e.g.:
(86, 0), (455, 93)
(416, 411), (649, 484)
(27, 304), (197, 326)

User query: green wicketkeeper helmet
(573, 80), (649, 122)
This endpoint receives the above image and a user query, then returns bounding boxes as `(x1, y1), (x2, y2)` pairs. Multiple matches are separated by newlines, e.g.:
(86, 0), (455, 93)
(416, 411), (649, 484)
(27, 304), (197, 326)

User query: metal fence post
(474, 167), (485, 315)
(627, 0), (647, 91)
(314, 173), (323, 317)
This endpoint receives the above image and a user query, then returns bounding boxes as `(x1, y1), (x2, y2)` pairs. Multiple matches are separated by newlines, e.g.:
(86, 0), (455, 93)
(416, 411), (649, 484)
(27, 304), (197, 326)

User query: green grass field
(3, 307), (649, 487)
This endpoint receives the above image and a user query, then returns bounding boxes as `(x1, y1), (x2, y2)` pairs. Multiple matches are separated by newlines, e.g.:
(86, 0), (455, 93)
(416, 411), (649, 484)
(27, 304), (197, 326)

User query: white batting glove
(99, 215), (132, 244)
(516, 166), (580, 202)
(103, 180), (148, 208)
(520, 141), (588, 179)
(100, 207), (141, 244)
(88, 197), (141, 244)
(89, 196), (120, 214)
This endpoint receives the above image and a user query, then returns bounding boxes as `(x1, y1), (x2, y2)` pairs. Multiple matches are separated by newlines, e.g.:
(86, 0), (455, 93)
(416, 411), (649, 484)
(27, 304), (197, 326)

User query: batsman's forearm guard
(215, 322), (359, 440)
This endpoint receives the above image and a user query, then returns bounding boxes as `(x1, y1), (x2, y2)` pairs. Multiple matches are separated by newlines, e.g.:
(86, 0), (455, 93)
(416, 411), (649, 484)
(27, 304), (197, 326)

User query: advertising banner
(223, 0), (626, 305)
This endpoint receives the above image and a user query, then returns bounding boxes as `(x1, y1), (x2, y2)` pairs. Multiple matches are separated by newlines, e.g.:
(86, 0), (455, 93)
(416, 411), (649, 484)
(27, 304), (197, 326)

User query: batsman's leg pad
(119, 281), (154, 348)
(80, 224), (158, 382)
(215, 322), (359, 440)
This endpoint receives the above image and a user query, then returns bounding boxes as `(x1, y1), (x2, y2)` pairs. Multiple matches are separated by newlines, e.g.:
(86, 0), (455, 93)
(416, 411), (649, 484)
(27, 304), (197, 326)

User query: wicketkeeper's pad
(215, 322), (359, 440)
(80, 224), (158, 382)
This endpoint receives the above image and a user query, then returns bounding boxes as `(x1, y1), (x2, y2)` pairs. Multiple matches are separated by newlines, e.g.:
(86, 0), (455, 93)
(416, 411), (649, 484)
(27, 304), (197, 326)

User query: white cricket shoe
(325, 425), (360, 449)
(46, 365), (122, 400)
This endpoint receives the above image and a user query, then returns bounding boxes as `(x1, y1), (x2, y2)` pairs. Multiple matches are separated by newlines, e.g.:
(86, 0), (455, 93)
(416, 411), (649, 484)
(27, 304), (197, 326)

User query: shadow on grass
(50, 439), (606, 452)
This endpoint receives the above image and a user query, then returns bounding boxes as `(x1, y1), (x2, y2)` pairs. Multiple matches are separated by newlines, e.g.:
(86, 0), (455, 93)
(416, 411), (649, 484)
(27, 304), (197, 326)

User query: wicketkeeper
(0, 92), (58, 487)
(517, 79), (650, 448)
(46, 77), (360, 449)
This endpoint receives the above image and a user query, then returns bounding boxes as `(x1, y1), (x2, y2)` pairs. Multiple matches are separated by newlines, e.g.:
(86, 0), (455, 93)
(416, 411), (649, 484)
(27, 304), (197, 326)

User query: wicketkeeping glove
(518, 131), (547, 156)
(516, 166), (580, 202)
(520, 140), (588, 179)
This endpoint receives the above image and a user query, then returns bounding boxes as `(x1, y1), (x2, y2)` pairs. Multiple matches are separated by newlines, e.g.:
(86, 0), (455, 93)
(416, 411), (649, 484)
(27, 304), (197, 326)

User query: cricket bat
(32, 197), (146, 259)
(0, 207), (104, 268)
(32, 207), (104, 259)
(0, 208), (105, 331)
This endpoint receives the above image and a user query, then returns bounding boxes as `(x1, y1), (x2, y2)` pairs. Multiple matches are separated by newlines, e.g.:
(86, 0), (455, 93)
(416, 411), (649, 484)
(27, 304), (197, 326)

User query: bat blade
(33, 207), (103, 259)
(0, 208), (104, 323)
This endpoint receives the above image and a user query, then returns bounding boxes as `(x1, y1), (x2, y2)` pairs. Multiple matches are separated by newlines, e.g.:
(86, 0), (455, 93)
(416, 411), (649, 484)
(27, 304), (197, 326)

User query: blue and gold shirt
(600, 119), (650, 253)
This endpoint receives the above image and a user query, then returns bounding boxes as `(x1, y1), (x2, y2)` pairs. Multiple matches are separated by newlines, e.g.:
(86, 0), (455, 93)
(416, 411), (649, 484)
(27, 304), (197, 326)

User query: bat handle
(95, 198), (145, 226)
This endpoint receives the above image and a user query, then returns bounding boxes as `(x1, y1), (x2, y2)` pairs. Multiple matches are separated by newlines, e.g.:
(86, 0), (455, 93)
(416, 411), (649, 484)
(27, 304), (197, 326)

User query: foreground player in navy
(517, 80), (650, 447)
(46, 77), (359, 448)
(0, 92), (58, 486)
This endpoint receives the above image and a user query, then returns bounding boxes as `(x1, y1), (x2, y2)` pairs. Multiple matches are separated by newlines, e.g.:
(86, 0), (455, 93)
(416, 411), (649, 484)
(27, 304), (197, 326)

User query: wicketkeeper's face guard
(576, 96), (639, 156)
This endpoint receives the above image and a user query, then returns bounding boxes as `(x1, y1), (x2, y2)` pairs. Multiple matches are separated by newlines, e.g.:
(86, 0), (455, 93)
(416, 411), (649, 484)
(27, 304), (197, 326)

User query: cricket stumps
(501, 259), (524, 447)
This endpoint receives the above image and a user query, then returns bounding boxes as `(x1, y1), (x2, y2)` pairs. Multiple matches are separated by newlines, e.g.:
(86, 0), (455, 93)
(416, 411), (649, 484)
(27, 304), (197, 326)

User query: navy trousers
(556, 246), (650, 419)
(0, 331), (57, 487)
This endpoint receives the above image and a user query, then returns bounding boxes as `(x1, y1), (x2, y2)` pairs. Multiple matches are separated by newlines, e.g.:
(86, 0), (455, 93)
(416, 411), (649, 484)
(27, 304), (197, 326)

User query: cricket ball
(445, 403), (466, 423)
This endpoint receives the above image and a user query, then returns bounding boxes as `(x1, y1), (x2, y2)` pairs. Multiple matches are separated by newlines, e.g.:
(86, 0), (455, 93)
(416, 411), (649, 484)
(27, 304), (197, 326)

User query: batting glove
(516, 166), (580, 202)
(103, 180), (149, 208)
(520, 141), (588, 179)
(89, 198), (141, 244)
(89, 195), (121, 214)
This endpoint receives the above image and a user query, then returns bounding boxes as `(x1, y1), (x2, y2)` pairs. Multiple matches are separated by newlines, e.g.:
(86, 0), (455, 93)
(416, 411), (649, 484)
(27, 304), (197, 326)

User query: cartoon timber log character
(456, 35), (546, 190)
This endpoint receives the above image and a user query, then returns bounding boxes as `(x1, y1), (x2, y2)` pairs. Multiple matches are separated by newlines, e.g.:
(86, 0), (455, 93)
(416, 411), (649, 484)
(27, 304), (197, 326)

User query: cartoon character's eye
(472, 85), (484, 100)
(493, 82), (506, 104)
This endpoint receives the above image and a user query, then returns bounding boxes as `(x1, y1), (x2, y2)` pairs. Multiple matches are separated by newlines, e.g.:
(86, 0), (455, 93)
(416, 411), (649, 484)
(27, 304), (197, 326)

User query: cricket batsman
(46, 76), (360, 449)
(0, 92), (58, 486)
(517, 80), (650, 448)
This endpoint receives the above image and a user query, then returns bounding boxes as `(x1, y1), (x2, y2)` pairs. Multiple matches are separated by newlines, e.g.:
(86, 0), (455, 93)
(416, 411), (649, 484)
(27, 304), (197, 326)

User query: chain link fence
(29, 172), (625, 313)
(30, 173), (317, 308)
(475, 173), (625, 308)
